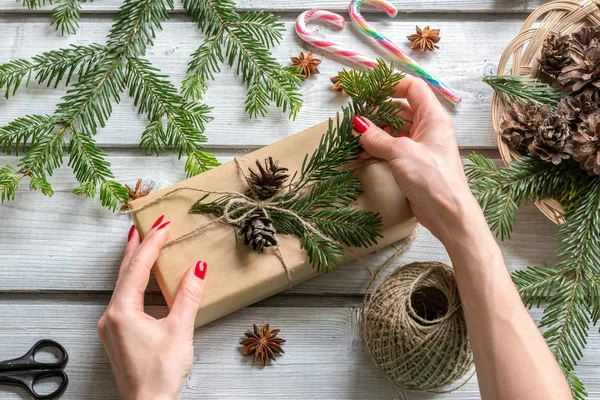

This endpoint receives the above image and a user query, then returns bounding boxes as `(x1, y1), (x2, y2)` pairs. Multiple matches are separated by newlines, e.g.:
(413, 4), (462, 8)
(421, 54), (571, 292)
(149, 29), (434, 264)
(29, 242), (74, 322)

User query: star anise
(407, 26), (441, 52)
(240, 324), (285, 366)
(330, 73), (347, 95)
(121, 179), (153, 210)
(291, 51), (321, 78)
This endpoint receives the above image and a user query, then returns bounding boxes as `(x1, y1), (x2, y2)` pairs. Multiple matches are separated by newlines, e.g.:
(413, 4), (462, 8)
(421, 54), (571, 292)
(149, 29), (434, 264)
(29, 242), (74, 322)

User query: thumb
(352, 116), (401, 161)
(168, 260), (208, 331)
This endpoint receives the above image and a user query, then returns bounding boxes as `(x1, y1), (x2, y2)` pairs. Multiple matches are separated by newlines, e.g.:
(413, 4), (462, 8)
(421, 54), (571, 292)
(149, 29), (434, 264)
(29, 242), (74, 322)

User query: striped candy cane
(349, 0), (462, 104)
(295, 9), (379, 70)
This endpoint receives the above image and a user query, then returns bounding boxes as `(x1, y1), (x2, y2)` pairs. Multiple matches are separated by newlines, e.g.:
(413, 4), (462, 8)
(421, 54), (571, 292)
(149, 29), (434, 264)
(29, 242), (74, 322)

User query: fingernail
(195, 261), (208, 280)
(127, 225), (136, 242)
(352, 116), (369, 134)
(157, 221), (171, 230)
(152, 215), (165, 229)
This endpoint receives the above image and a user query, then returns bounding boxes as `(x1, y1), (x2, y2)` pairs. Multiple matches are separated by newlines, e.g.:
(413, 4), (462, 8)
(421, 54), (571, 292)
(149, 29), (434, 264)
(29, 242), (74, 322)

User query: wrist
(433, 191), (493, 249)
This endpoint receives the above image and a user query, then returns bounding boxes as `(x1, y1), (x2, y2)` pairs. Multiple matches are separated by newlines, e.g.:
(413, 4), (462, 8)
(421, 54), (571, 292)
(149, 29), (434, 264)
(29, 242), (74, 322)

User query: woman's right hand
(351, 76), (484, 243)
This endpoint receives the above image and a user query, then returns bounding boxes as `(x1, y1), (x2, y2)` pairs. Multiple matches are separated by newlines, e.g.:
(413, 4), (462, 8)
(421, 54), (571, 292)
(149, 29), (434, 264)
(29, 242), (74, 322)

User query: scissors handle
(0, 369), (69, 400)
(0, 340), (68, 372)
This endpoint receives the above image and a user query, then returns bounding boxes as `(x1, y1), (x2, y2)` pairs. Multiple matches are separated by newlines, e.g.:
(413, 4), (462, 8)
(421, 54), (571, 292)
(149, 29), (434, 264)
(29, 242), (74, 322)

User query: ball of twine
(363, 261), (473, 392)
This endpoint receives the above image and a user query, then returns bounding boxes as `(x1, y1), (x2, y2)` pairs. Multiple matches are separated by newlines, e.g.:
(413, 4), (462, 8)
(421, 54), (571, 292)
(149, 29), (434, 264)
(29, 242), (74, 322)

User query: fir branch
(68, 130), (114, 189)
(183, 0), (302, 118)
(0, 44), (107, 98)
(512, 266), (561, 308)
(107, 0), (172, 57)
(51, 0), (82, 35)
(17, 0), (50, 10)
(466, 154), (579, 239)
(311, 207), (382, 248)
(296, 109), (361, 190)
(126, 56), (219, 175)
(0, 115), (56, 155)
(339, 59), (407, 133)
(483, 75), (563, 108)
(563, 368), (587, 400)
(181, 33), (224, 101)
(0, 165), (21, 203)
(300, 230), (344, 273)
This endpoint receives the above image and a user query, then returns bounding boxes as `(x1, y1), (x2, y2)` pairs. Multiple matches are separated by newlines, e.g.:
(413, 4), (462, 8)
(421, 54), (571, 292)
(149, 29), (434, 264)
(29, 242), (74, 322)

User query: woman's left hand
(98, 216), (208, 400)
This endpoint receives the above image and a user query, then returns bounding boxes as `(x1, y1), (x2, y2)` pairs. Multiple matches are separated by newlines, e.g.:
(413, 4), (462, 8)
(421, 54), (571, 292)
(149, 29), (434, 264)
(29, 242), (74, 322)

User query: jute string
(124, 157), (385, 285)
(362, 261), (474, 393)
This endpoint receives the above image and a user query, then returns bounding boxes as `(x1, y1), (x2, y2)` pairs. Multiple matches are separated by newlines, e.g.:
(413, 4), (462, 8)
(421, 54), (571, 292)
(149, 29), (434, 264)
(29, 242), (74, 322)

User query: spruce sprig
(339, 59), (406, 134)
(483, 75), (563, 108)
(467, 153), (600, 399)
(182, 0), (302, 118)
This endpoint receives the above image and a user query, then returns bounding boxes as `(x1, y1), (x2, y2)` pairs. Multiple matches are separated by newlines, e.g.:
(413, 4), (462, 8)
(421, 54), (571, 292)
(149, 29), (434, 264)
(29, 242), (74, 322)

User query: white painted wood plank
(0, 0), (551, 13)
(0, 154), (559, 294)
(0, 17), (523, 149)
(0, 303), (598, 400)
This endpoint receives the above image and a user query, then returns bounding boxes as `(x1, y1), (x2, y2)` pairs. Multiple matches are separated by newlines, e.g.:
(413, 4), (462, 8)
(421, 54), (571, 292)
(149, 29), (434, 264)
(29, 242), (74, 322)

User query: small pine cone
(528, 115), (573, 165)
(538, 32), (571, 77)
(558, 27), (600, 103)
(246, 157), (290, 200)
(500, 102), (552, 154)
(573, 112), (600, 175)
(556, 93), (599, 133)
(239, 209), (277, 253)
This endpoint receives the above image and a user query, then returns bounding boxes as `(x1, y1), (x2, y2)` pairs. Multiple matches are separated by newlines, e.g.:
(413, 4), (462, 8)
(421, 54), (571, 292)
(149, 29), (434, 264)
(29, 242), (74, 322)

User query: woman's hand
(352, 76), (484, 244)
(98, 216), (208, 400)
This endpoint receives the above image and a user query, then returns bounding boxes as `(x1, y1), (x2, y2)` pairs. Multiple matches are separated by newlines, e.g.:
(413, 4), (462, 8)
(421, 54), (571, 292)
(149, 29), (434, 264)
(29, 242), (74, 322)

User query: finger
(113, 215), (171, 308)
(168, 260), (208, 332)
(118, 225), (141, 282)
(392, 75), (444, 115)
(352, 115), (401, 161)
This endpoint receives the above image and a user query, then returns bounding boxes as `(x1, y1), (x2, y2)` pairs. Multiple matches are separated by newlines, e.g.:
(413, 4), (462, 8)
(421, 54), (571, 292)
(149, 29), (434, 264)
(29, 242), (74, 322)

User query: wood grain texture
(0, 155), (559, 294)
(0, 0), (551, 13)
(0, 16), (522, 149)
(0, 302), (598, 400)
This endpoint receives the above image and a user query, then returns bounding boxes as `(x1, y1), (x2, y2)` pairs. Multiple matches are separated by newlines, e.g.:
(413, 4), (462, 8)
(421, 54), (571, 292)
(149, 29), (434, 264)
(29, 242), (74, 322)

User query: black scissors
(0, 340), (69, 399)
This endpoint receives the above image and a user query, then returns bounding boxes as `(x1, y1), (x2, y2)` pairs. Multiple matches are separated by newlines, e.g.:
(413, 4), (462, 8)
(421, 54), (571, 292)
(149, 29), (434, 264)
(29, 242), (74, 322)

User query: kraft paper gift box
(128, 120), (417, 328)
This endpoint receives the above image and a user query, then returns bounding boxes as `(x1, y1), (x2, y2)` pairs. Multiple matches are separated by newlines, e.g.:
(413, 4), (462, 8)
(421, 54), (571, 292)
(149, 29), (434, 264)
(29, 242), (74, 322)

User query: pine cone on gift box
(240, 209), (278, 253)
(539, 32), (571, 77)
(246, 157), (290, 200)
(556, 93), (599, 133)
(558, 27), (600, 103)
(573, 112), (600, 175)
(528, 115), (573, 165)
(500, 102), (552, 154)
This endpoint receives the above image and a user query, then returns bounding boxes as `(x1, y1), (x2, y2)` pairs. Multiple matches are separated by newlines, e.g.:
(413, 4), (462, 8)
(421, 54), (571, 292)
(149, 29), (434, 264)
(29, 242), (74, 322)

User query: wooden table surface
(1, 0), (599, 398)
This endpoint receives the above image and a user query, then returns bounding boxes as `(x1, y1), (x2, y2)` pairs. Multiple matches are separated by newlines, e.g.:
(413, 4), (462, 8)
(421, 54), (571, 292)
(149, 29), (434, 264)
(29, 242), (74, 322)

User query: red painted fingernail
(195, 261), (208, 280)
(157, 221), (171, 230)
(127, 225), (136, 242)
(152, 215), (165, 229)
(352, 116), (369, 134)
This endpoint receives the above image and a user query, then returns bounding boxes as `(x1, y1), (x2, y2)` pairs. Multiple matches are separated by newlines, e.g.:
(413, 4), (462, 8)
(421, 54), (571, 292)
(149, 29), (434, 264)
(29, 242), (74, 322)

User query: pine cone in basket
(556, 93), (599, 133)
(539, 32), (571, 77)
(240, 208), (278, 253)
(500, 102), (552, 154)
(528, 115), (573, 165)
(246, 157), (289, 200)
(573, 112), (600, 175)
(558, 27), (600, 103)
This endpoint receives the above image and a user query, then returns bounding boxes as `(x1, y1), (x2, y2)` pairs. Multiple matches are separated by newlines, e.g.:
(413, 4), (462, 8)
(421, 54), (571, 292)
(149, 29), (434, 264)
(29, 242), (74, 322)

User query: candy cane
(349, 0), (462, 104)
(295, 9), (379, 70)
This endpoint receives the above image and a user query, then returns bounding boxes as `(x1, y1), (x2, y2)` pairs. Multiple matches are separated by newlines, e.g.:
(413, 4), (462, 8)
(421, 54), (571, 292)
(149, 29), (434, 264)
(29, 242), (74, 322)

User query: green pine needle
(0, 166), (21, 203)
(182, 0), (302, 118)
(51, 0), (82, 35)
(483, 75), (563, 108)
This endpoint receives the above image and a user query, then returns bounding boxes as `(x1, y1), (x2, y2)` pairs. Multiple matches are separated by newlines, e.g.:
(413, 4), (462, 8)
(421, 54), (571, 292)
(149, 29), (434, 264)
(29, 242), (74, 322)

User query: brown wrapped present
(128, 120), (417, 328)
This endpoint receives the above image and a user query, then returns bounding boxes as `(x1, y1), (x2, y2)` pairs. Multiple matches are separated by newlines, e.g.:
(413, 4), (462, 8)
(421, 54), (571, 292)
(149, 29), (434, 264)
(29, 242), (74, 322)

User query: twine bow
(124, 157), (377, 287)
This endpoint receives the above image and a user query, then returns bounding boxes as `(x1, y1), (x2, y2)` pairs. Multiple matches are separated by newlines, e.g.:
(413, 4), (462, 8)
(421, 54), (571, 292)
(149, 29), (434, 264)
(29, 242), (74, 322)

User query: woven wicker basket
(492, 0), (600, 224)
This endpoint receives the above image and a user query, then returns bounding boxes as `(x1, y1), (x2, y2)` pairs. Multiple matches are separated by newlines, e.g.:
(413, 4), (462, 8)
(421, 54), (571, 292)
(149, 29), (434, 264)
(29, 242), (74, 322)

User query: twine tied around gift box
(124, 157), (387, 286)
(362, 261), (474, 393)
